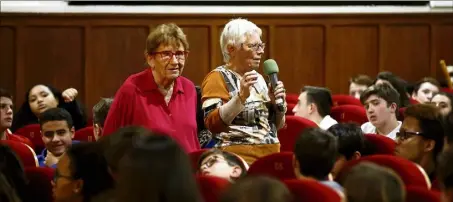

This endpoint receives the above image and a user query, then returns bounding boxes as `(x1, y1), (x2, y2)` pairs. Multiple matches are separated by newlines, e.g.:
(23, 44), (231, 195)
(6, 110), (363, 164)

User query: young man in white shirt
(360, 83), (401, 140)
(293, 86), (337, 130)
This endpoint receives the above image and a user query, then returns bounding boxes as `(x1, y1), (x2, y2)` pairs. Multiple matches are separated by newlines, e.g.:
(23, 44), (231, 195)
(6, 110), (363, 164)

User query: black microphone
(263, 59), (285, 112)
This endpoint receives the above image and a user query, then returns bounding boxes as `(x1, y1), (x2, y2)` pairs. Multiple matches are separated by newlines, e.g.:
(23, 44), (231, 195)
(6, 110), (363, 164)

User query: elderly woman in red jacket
(102, 23), (200, 153)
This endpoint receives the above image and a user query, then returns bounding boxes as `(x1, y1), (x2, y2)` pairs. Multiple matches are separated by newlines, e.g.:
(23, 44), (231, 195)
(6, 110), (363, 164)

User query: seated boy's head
(92, 98), (113, 140)
(198, 149), (247, 182)
(39, 108), (75, 157)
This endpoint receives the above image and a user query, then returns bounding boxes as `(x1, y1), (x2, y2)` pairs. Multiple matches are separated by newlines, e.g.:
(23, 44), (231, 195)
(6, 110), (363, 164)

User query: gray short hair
(220, 18), (262, 63)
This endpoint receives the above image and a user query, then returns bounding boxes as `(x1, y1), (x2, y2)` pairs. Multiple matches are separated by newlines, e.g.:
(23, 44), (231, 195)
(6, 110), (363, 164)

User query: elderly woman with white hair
(201, 18), (287, 165)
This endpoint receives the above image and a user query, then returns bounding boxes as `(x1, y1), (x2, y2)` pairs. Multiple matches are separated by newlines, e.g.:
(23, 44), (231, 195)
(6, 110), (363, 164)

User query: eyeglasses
(54, 169), (73, 182)
(150, 51), (189, 61)
(242, 43), (266, 51)
(396, 131), (426, 141)
(201, 156), (227, 168)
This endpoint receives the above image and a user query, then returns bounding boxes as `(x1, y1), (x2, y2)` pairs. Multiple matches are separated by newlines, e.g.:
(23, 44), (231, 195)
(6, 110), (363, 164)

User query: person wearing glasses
(102, 23), (200, 153)
(201, 18), (287, 165)
(395, 104), (444, 186)
(198, 149), (248, 182)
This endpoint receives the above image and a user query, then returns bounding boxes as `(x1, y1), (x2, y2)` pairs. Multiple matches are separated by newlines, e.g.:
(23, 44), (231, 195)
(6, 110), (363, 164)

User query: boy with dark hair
(92, 98), (113, 140)
(327, 123), (365, 178)
(349, 74), (373, 99)
(395, 104), (444, 183)
(0, 88), (33, 147)
(411, 77), (440, 104)
(293, 86), (337, 130)
(198, 149), (248, 182)
(37, 107), (79, 168)
(360, 83), (401, 140)
(293, 128), (343, 192)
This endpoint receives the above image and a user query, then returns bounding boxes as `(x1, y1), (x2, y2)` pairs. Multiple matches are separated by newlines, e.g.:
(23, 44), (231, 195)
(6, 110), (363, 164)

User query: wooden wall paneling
(273, 25), (325, 94)
(0, 27), (16, 98)
(179, 26), (211, 86)
(379, 24), (431, 82)
(85, 26), (149, 111)
(325, 25), (379, 94)
(433, 24), (453, 84)
(20, 26), (85, 106)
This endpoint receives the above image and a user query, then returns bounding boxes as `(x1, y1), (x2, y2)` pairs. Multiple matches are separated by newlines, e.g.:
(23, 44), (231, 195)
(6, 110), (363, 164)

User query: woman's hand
(239, 71), (258, 103)
(269, 81), (287, 105)
(62, 88), (78, 103)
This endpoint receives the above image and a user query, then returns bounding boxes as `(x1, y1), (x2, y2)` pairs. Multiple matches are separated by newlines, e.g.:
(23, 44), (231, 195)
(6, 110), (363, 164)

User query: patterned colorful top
(201, 66), (280, 147)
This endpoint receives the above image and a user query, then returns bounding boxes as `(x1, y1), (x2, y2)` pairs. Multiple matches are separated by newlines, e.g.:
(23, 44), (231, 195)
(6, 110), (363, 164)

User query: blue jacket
(37, 140), (80, 168)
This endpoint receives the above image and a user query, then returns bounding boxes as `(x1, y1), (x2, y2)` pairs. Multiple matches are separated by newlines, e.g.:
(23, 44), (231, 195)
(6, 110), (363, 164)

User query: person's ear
(389, 102), (398, 113)
(227, 44), (236, 57)
(424, 139), (435, 153)
(230, 165), (242, 179)
(352, 151), (361, 160)
(72, 179), (84, 195)
(70, 127), (75, 139)
(293, 155), (301, 178)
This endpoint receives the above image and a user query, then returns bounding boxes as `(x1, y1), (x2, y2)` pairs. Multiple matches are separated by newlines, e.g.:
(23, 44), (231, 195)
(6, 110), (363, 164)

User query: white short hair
(220, 18), (262, 63)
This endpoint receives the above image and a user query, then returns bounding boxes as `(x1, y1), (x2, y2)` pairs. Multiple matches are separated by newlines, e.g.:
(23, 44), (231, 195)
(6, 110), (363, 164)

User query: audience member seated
(395, 104), (444, 185)
(37, 108), (80, 168)
(375, 71), (411, 107)
(327, 123), (365, 179)
(411, 77), (440, 104)
(293, 86), (338, 130)
(0, 88), (33, 147)
(11, 85), (87, 132)
(293, 128), (343, 193)
(53, 142), (114, 202)
(115, 133), (202, 202)
(442, 111), (453, 151)
(99, 126), (151, 180)
(220, 176), (291, 202)
(349, 74), (373, 99)
(92, 98), (113, 141)
(342, 162), (406, 202)
(431, 92), (453, 116)
(437, 147), (453, 202)
(198, 149), (248, 182)
(201, 18), (286, 164)
(360, 83), (401, 140)
(0, 144), (29, 202)
(102, 23), (200, 153)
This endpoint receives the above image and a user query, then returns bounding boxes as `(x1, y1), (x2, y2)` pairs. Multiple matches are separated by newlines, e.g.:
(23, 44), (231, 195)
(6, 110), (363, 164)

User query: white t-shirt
(361, 121), (402, 140)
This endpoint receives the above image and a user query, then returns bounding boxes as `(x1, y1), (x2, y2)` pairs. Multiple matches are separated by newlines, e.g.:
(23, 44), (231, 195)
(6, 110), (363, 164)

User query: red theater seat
(406, 186), (441, 202)
(398, 107), (407, 121)
(74, 126), (95, 142)
(363, 134), (396, 156)
(196, 175), (230, 202)
(286, 93), (299, 104)
(330, 105), (368, 125)
(332, 94), (362, 106)
(189, 149), (209, 171)
(25, 167), (54, 202)
(284, 179), (342, 202)
(278, 116), (317, 152)
(248, 152), (296, 180)
(409, 98), (419, 105)
(338, 155), (430, 189)
(286, 103), (296, 116)
(14, 124), (44, 153)
(0, 140), (38, 167)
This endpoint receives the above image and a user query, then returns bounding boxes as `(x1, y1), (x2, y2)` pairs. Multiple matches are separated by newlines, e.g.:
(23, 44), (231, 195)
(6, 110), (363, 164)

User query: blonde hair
(146, 23), (189, 54)
(220, 18), (262, 63)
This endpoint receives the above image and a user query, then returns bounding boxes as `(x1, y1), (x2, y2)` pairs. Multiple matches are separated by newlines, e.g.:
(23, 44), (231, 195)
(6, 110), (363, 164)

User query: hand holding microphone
(239, 70), (259, 103)
(263, 59), (287, 112)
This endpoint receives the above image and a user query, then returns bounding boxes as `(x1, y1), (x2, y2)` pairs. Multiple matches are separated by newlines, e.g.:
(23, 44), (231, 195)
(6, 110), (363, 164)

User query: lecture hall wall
(1, 13), (453, 114)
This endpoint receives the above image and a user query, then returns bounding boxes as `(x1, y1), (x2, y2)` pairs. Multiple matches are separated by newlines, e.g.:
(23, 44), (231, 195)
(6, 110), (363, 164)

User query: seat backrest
(196, 175), (230, 202)
(283, 179), (342, 202)
(362, 134), (396, 156)
(248, 152), (296, 181)
(286, 103), (296, 116)
(278, 116), (318, 152)
(74, 126), (95, 142)
(330, 105), (368, 125)
(25, 167), (54, 202)
(14, 124), (44, 153)
(0, 140), (38, 167)
(398, 107), (407, 121)
(332, 94), (362, 106)
(406, 186), (441, 202)
(337, 155), (430, 189)
(286, 93), (299, 105)
(189, 149), (209, 172)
